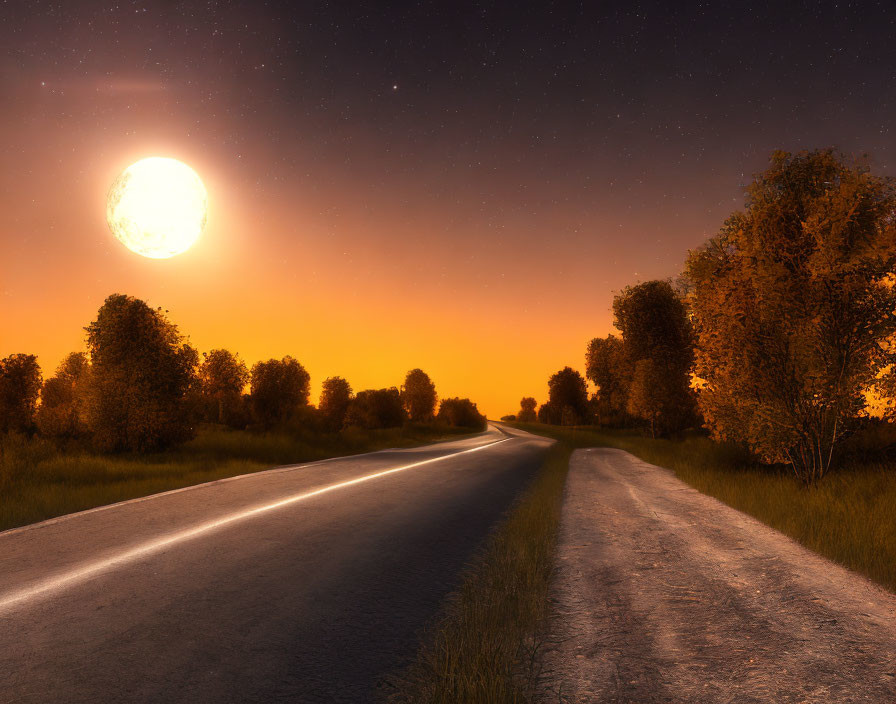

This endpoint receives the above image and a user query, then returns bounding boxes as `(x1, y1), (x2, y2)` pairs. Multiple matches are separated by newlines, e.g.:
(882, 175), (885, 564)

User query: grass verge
(514, 423), (896, 593)
(387, 440), (570, 704)
(0, 423), (476, 533)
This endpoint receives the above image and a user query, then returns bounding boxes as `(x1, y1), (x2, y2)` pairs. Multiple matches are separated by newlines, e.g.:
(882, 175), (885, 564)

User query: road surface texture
(541, 448), (896, 703)
(0, 425), (551, 703)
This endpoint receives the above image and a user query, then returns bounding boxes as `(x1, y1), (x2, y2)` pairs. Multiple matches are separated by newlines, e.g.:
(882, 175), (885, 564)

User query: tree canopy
(36, 352), (89, 438)
(346, 388), (406, 429)
(585, 334), (629, 422)
(684, 149), (896, 481)
(437, 397), (486, 429)
(198, 349), (249, 426)
(0, 354), (42, 435)
(401, 368), (437, 421)
(547, 367), (588, 425)
(250, 356), (311, 427)
(319, 376), (353, 430)
(517, 396), (537, 422)
(85, 295), (198, 451)
(612, 280), (696, 435)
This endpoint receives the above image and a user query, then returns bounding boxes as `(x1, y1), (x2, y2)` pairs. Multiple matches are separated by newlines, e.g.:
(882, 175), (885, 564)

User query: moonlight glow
(106, 157), (208, 259)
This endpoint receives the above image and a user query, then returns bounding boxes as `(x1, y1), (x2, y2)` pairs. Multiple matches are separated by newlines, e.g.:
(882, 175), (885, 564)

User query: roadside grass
(388, 440), (569, 704)
(0, 423), (475, 533)
(514, 423), (896, 593)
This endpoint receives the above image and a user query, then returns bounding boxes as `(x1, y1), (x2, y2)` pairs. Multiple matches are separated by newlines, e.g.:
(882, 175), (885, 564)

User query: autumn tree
(612, 280), (696, 435)
(198, 349), (249, 426)
(36, 352), (89, 438)
(319, 376), (353, 430)
(250, 356), (311, 427)
(547, 367), (588, 425)
(626, 359), (667, 438)
(345, 388), (406, 429)
(684, 149), (896, 482)
(437, 397), (486, 429)
(585, 334), (630, 423)
(401, 368), (437, 422)
(85, 295), (198, 451)
(0, 354), (42, 434)
(537, 401), (559, 425)
(517, 396), (537, 422)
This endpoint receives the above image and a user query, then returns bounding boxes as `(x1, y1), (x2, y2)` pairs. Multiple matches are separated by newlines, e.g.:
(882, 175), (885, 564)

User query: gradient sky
(2, 1), (895, 418)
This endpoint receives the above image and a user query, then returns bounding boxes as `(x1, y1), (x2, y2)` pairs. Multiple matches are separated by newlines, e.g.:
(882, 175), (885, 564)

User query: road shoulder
(540, 448), (896, 703)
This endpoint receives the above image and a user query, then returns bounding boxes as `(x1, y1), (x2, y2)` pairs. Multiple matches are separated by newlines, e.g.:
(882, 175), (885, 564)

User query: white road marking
(0, 438), (510, 613)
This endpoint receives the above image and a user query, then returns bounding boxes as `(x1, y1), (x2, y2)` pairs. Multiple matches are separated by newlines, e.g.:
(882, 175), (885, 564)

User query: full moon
(106, 157), (208, 259)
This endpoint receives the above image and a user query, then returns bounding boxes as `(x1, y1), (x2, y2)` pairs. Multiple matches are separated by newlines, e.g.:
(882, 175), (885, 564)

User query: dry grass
(387, 442), (569, 704)
(515, 423), (896, 593)
(0, 423), (474, 532)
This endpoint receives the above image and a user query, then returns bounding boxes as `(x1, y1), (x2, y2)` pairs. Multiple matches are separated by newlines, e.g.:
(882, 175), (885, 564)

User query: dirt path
(541, 448), (896, 703)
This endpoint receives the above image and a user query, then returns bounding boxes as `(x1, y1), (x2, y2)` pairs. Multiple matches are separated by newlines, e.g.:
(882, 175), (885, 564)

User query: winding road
(0, 426), (551, 703)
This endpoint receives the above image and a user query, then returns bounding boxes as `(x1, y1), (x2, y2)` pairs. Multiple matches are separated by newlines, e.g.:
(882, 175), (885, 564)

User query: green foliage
(249, 356), (311, 427)
(517, 397), (537, 423)
(36, 352), (89, 438)
(546, 366), (588, 425)
(437, 397), (486, 429)
(402, 368), (438, 421)
(684, 149), (896, 482)
(197, 349), (249, 426)
(346, 387), (407, 429)
(612, 280), (696, 435)
(319, 376), (353, 430)
(0, 353), (42, 434)
(85, 294), (198, 452)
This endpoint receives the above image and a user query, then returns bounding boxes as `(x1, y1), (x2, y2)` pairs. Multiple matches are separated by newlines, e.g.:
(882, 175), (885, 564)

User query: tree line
(0, 294), (486, 452)
(510, 149), (896, 483)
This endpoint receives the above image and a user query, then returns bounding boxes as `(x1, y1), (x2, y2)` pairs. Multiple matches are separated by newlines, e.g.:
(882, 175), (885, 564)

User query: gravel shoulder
(541, 448), (896, 703)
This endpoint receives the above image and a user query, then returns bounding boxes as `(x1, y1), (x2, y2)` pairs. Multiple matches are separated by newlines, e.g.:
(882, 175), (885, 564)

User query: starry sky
(2, 0), (895, 418)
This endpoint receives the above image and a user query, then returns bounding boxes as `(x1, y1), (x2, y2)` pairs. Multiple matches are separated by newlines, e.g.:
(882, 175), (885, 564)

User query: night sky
(2, 0), (895, 417)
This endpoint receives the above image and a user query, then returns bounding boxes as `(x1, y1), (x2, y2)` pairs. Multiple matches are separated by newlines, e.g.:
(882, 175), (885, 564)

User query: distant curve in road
(0, 425), (552, 703)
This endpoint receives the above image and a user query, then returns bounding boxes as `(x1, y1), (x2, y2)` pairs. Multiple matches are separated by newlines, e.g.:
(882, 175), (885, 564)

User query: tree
(85, 295), (198, 452)
(585, 335), (630, 423)
(197, 349), (249, 426)
(0, 354), (42, 434)
(518, 397), (537, 423)
(684, 149), (896, 482)
(537, 401), (559, 425)
(319, 376), (353, 430)
(401, 368), (437, 421)
(626, 359), (666, 438)
(345, 388), (406, 429)
(36, 352), (89, 438)
(547, 367), (588, 425)
(437, 398), (486, 429)
(250, 356), (311, 427)
(612, 280), (696, 435)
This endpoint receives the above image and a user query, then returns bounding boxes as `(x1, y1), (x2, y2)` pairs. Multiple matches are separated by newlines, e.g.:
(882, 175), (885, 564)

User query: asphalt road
(542, 448), (896, 703)
(0, 425), (551, 703)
